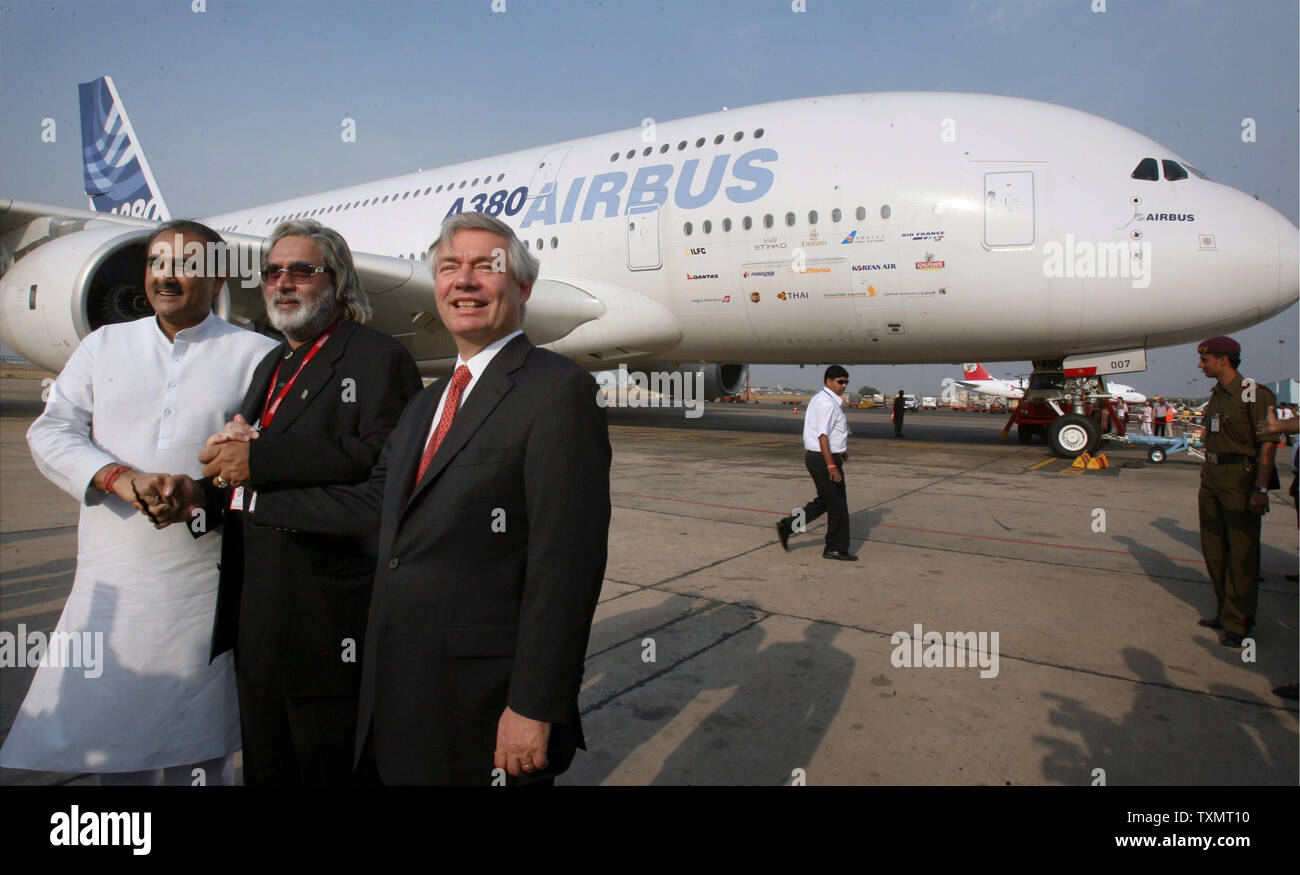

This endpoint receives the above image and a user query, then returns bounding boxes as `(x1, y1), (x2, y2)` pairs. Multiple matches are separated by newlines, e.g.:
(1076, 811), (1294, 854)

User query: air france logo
(903, 230), (945, 242)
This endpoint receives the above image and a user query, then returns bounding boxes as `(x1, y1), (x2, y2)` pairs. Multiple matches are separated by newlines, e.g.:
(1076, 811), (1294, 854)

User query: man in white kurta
(0, 222), (276, 782)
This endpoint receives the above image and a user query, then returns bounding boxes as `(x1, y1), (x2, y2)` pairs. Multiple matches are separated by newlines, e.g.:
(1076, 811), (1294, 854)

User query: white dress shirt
(803, 386), (850, 453)
(424, 329), (524, 446)
(1, 312), (276, 772)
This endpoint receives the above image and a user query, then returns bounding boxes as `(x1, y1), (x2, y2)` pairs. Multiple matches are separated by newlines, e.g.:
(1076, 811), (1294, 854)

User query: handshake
(104, 415), (260, 529)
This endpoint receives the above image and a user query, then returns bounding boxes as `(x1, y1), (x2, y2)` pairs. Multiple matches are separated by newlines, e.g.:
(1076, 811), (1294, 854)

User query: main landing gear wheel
(1048, 413), (1101, 459)
(1147, 447), (1167, 464)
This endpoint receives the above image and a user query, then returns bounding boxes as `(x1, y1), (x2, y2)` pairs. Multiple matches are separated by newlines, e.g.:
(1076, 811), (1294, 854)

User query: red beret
(1197, 335), (1240, 356)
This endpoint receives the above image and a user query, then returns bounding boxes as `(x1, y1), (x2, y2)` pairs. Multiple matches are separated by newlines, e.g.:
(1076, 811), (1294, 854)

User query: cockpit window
(1131, 158), (1159, 181)
(1184, 163), (1210, 181)
(1162, 160), (1188, 181)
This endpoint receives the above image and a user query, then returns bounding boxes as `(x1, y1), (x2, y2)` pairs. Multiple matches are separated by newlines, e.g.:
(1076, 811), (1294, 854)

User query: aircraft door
(983, 171), (1036, 247)
(526, 147), (570, 203)
(627, 209), (662, 270)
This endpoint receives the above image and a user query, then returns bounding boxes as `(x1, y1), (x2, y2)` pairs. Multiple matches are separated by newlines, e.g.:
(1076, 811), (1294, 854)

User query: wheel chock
(1071, 452), (1091, 468)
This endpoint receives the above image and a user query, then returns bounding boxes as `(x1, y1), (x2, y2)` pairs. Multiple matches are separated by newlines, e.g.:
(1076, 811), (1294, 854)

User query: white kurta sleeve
(26, 330), (118, 505)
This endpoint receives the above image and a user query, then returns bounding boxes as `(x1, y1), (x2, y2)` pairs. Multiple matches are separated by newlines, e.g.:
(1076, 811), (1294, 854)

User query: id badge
(228, 486), (245, 512)
(1209, 414), (1220, 433)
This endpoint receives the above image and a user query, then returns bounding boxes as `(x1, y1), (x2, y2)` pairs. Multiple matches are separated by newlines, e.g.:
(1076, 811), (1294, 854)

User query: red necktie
(415, 365), (472, 486)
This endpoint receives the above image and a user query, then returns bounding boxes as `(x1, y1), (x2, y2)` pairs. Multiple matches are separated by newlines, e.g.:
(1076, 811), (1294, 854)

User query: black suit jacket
(253, 334), (611, 784)
(209, 320), (422, 697)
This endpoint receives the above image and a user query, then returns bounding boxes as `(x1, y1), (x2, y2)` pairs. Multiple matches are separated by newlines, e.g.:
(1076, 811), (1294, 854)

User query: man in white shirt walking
(776, 366), (857, 561)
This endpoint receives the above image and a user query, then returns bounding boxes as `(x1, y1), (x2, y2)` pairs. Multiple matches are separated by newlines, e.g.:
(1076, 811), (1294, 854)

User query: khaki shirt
(1201, 373), (1280, 456)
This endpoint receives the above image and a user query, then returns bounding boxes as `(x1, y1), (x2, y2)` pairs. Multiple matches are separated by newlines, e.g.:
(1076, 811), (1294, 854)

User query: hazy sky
(1, 0), (1295, 396)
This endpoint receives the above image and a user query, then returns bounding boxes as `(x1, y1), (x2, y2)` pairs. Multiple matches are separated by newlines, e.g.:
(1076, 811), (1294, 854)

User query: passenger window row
(611, 128), (765, 162)
(682, 204), (891, 236)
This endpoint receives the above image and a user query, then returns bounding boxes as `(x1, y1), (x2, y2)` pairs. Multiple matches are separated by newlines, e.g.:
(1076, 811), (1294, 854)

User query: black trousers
(787, 450), (850, 553)
(893, 412), (904, 437)
(237, 680), (360, 785)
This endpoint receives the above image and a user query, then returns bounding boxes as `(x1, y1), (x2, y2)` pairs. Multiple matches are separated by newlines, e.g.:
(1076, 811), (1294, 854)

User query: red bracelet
(102, 464), (132, 494)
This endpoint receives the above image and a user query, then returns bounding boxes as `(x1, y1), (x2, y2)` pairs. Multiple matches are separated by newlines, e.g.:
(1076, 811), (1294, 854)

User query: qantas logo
(686, 272), (719, 280)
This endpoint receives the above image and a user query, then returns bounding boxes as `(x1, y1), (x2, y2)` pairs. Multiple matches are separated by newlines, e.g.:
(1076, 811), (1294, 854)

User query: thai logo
(915, 252), (946, 270)
(776, 291), (809, 300)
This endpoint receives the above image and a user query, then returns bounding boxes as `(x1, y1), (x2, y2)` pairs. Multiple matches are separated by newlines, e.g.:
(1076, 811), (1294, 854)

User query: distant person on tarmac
(893, 390), (906, 438)
(1140, 401), (1154, 436)
(1152, 396), (1168, 436)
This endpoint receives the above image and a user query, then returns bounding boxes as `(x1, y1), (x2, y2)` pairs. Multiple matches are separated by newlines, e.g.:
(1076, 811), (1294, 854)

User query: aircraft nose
(1279, 211), (1299, 312)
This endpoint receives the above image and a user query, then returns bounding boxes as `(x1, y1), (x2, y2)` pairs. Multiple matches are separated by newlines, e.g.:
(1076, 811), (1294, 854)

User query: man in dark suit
(893, 389), (906, 438)
(168, 220), (421, 784)
(247, 212), (611, 785)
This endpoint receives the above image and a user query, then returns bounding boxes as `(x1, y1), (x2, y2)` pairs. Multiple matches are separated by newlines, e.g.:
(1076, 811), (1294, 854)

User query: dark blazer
(209, 319), (422, 698)
(253, 334), (611, 784)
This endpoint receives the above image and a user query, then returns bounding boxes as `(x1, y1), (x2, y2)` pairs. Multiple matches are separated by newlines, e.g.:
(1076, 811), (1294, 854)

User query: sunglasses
(261, 262), (333, 281)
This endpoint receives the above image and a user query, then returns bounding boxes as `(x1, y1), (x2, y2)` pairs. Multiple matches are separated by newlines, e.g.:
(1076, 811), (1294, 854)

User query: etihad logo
(754, 237), (787, 251)
(903, 230), (945, 242)
(915, 253), (945, 270)
(743, 269), (776, 278)
(1140, 213), (1195, 222)
(686, 272), (719, 280)
(776, 290), (810, 301)
(842, 230), (886, 244)
(852, 263), (896, 271)
(685, 247), (707, 255)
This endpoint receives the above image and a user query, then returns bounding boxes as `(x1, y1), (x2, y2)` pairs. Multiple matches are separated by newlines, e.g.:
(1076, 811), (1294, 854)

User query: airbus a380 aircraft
(1, 78), (1295, 419)
(953, 363), (1146, 403)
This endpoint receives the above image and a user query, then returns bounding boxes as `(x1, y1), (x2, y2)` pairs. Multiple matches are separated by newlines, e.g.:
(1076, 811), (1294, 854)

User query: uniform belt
(1205, 452), (1252, 464)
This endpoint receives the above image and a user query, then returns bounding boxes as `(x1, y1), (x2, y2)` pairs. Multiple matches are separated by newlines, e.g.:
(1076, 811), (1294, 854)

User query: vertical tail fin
(961, 363), (994, 381)
(78, 76), (170, 220)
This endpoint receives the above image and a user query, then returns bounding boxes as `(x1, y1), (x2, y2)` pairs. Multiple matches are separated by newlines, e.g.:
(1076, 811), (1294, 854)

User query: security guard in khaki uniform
(1195, 335), (1279, 647)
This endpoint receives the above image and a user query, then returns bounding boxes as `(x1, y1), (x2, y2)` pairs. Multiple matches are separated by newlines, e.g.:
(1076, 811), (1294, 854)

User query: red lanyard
(260, 322), (338, 428)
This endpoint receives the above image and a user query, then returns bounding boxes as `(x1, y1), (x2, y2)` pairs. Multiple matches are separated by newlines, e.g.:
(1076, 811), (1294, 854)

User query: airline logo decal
(743, 270), (776, 278)
(842, 230), (886, 244)
(915, 252), (945, 270)
(686, 272), (719, 280)
(777, 291), (810, 301)
(852, 263), (896, 271)
(902, 230), (945, 242)
(749, 291), (761, 303)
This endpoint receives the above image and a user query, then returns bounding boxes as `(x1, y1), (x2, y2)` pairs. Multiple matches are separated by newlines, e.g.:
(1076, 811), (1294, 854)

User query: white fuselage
(123, 93), (1300, 369)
